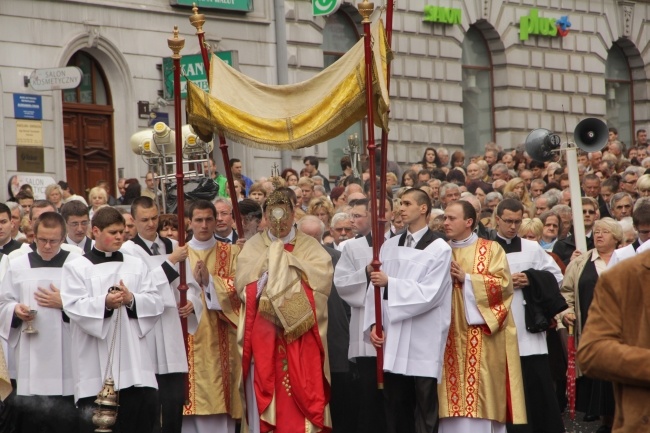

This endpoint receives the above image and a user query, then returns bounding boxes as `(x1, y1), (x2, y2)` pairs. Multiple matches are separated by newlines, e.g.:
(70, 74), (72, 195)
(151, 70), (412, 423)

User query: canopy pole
(358, 0), (384, 389)
(167, 26), (190, 403)
(377, 0), (394, 243)
(190, 5), (245, 237)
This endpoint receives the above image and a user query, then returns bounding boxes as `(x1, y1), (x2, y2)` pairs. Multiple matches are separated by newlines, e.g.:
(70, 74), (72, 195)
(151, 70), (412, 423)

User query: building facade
(0, 0), (648, 200)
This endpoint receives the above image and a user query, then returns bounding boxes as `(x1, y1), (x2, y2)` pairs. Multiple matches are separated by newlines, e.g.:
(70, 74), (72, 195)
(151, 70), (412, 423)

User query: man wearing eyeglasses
(333, 197), (387, 433)
(0, 211), (80, 432)
(327, 212), (353, 251)
(61, 200), (94, 253)
(608, 200), (650, 268)
(493, 199), (565, 433)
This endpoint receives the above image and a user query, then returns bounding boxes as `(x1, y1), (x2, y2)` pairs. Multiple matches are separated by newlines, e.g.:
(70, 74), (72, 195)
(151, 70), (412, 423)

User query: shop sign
(519, 9), (571, 41)
(162, 51), (236, 100)
(170, 0), (252, 12)
(13, 94), (42, 120)
(28, 67), (83, 91)
(16, 120), (43, 146)
(16, 148), (45, 173)
(8, 174), (54, 198)
(313, 0), (342, 17)
(423, 6), (461, 24)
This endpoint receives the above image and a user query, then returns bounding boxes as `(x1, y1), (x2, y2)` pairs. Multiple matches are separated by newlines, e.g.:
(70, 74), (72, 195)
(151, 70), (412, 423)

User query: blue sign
(13, 94), (42, 120)
(148, 111), (170, 127)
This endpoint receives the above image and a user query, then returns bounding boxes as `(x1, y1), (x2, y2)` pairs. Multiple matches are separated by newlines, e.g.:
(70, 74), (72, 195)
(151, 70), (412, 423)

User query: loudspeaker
(525, 128), (562, 162)
(574, 118), (608, 152)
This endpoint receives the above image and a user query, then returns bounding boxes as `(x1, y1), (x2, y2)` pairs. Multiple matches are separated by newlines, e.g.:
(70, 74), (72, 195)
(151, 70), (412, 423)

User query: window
(63, 52), (110, 105)
(322, 11), (362, 177)
(605, 44), (633, 146)
(462, 27), (494, 157)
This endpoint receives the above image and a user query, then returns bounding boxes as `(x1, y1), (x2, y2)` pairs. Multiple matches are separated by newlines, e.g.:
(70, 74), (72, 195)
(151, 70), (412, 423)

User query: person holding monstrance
(236, 187), (333, 433)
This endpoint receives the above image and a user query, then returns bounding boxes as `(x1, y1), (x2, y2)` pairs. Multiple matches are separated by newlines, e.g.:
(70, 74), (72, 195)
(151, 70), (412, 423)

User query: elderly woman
(636, 174), (650, 197)
(539, 210), (562, 251)
(307, 196), (334, 227)
(560, 217), (622, 431)
(45, 183), (64, 211)
(87, 186), (108, 220)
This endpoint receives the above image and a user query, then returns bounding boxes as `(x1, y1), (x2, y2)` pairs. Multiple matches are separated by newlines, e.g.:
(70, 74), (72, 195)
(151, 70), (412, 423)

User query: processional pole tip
(189, 3), (206, 34)
(168, 26), (185, 59)
(357, 0), (375, 23)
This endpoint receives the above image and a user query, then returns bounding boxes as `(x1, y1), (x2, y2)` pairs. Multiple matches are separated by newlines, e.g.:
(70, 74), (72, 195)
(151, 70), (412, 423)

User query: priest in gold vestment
(183, 200), (242, 433)
(439, 201), (526, 433)
(236, 188), (332, 433)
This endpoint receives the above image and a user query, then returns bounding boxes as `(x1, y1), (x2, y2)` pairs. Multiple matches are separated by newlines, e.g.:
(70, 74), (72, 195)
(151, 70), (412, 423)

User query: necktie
(151, 243), (160, 256)
(406, 234), (414, 248)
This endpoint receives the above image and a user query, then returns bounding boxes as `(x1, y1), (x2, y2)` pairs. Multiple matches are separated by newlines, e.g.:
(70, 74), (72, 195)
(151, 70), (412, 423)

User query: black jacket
(552, 232), (594, 265)
(521, 269), (568, 333)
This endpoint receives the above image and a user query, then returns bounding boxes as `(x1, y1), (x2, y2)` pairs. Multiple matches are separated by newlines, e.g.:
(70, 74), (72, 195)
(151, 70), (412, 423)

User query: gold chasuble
(236, 231), (332, 433)
(184, 242), (243, 419)
(439, 238), (526, 424)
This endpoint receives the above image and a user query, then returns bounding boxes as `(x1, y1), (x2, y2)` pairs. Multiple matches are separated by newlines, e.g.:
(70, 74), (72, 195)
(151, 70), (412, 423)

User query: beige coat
(577, 250), (650, 433)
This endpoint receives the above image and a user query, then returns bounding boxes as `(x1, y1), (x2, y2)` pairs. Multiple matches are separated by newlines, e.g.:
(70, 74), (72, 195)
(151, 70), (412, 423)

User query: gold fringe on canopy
(186, 19), (391, 150)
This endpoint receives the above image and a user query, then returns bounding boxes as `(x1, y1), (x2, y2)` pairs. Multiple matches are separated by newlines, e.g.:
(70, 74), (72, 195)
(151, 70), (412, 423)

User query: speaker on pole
(574, 118), (608, 153)
(525, 128), (562, 162)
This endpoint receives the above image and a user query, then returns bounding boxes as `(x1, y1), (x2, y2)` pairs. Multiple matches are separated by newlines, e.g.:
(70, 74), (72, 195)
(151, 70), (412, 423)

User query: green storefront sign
(162, 51), (235, 100)
(423, 6), (461, 24)
(171, 0), (252, 13)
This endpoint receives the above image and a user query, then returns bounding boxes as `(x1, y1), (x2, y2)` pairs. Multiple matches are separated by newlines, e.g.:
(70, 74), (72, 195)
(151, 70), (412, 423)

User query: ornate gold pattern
(189, 3), (206, 34)
(167, 26), (185, 60)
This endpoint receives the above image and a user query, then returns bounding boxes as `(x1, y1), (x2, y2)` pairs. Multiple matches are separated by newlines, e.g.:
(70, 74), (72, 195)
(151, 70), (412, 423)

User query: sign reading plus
(519, 9), (571, 41)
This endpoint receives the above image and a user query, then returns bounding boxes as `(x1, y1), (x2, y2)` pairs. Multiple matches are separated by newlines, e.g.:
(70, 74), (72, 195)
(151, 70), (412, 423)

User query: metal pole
(358, 0), (383, 389)
(190, 5), (245, 237)
(167, 26), (190, 401)
(566, 147), (587, 252)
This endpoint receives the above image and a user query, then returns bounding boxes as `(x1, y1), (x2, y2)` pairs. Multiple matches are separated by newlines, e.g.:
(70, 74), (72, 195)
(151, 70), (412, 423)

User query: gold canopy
(186, 19), (391, 150)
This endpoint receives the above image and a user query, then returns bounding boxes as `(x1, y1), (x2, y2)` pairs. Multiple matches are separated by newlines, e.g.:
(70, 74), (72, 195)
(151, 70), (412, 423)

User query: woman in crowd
(158, 213), (179, 241)
(281, 168), (299, 186)
(560, 217), (622, 433)
(401, 169), (417, 187)
(122, 178), (142, 206)
(225, 178), (245, 201)
(45, 183), (64, 211)
(420, 147), (438, 170)
(87, 186), (108, 220)
(504, 177), (533, 209)
(307, 196), (334, 227)
(539, 210), (562, 251)
(450, 150), (465, 168)
(329, 186), (347, 211)
(518, 217), (543, 242)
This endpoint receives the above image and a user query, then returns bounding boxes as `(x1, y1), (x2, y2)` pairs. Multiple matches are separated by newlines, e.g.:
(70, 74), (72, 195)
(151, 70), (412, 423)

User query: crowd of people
(0, 126), (649, 433)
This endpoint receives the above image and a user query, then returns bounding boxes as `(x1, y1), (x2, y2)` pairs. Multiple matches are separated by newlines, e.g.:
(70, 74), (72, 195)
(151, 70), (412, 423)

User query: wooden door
(63, 107), (114, 198)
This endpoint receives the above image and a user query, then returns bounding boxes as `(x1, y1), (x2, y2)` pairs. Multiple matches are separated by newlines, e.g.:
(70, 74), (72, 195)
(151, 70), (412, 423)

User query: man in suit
(61, 200), (93, 253)
(298, 215), (355, 433)
(213, 198), (238, 244)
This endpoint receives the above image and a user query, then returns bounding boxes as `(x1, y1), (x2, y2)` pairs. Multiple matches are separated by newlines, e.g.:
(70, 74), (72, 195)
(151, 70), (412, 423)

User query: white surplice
(608, 238), (650, 269)
(499, 236), (562, 356)
(362, 234), (453, 378)
(0, 250), (81, 396)
(60, 251), (164, 402)
(121, 238), (203, 375)
(333, 235), (375, 359)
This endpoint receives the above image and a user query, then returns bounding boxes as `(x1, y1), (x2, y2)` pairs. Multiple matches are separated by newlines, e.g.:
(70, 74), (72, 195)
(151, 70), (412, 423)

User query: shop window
(322, 11), (362, 178)
(462, 27), (494, 157)
(605, 44), (633, 147)
(63, 52), (110, 105)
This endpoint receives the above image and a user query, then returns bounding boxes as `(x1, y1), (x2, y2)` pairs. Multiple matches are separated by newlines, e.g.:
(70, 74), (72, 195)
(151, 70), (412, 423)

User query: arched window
(322, 11), (362, 177)
(63, 51), (111, 105)
(605, 44), (633, 146)
(462, 27), (494, 157)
